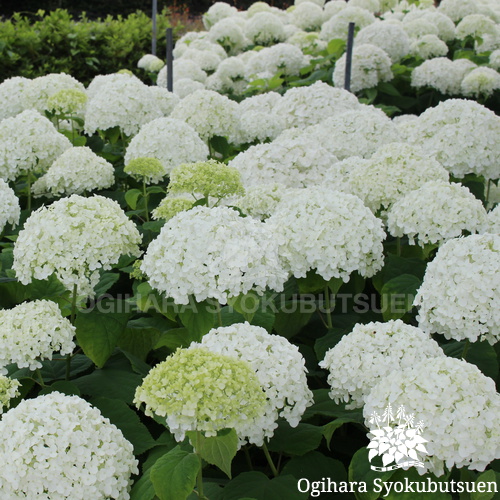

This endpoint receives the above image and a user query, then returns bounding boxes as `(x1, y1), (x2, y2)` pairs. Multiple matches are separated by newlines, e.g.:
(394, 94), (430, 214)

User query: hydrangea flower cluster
(405, 99), (500, 180)
(168, 160), (244, 203)
(320, 320), (445, 409)
(0, 110), (72, 181)
(203, 1), (238, 29)
(31, 146), (115, 197)
(141, 206), (288, 304)
(410, 34), (449, 60)
(137, 53), (165, 72)
(0, 392), (138, 499)
(0, 76), (30, 120)
(289, 1), (324, 31)
(124, 117), (208, 176)
(23, 73), (85, 113)
(171, 89), (240, 142)
(152, 196), (194, 221)
(387, 181), (488, 246)
(245, 12), (286, 45)
(208, 19), (248, 55)
(0, 300), (76, 374)
(124, 157), (166, 184)
(0, 179), (20, 232)
(320, 6), (376, 41)
(0, 375), (20, 414)
(415, 233), (500, 344)
(267, 186), (385, 281)
(157, 59), (207, 88)
(461, 67), (500, 98)
(364, 357), (500, 476)
(13, 195), (142, 298)
(190, 323), (313, 446)
(403, 10), (456, 42)
(346, 143), (449, 214)
(273, 82), (359, 129)
(232, 183), (291, 220)
(134, 347), (267, 441)
(46, 88), (88, 115)
(229, 131), (338, 188)
(333, 44), (393, 93)
(487, 205), (500, 233)
(304, 106), (400, 160)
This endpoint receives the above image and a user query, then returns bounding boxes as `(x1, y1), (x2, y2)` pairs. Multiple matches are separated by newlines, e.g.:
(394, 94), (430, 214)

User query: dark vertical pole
(166, 27), (173, 92)
(344, 22), (355, 92)
(152, 0), (158, 55)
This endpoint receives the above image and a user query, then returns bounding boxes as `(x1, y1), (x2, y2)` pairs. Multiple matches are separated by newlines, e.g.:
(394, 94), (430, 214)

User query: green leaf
(222, 472), (308, 500)
(178, 299), (216, 339)
(314, 328), (347, 361)
(380, 274), (421, 321)
(443, 341), (499, 380)
(282, 451), (347, 483)
(302, 389), (364, 422)
(154, 327), (201, 350)
(323, 417), (363, 449)
(471, 470), (498, 500)
(267, 422), (323, 456)
(75, 299), (131, 368)
(187, 429), (238, 478)
(228, 291), (260, 323)
(378, 81), (402, 96)
(327, 38), (346, 56)
(125, 188), (143, 210)
(372, 254), (427, 293)
(209, 135), (231, 157)
(38, 380), (81, 396)
(130, 472), (156, 500)
(117, 327), (161, 361)
(384, 469), (452, 500)
(274, 304), (313, 339)
(150, 447), (200, 500)
(91, 397), (156, 455)
(348, 448), (396, 500)
(72, 368), (142, 404)
(296, 270), (328, 294)
(93, 272), (120, 297)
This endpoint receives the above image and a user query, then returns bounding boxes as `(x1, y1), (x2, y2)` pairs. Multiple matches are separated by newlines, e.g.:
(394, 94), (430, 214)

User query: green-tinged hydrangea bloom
(0, 375), (20, 414)
(168, 160), (245, 202)
(152, 196), (194, 220)
(129, 259), (147, 280)
(124, 157), (166, 184)
(47, 89), (88, 115)
(134, 347), (267, 441)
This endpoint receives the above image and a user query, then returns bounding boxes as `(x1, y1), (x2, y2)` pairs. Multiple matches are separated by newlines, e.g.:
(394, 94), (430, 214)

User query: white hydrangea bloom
(267, 186), (385, 281)
(0, 392), (138, 499)
(203, 1), (238, 29)
(486, 205), (500, 233)
(0, 375), (19, 414)
(387, 181), (488, 246)
(0, 179), (20, 231)
(124, 117), (208, 175)
(229, 130), (338, 188)
(206, 57), (247, 96)
(322, 156), (367, 193)
(141, 206), (287, 304)
(245, 43), (308, 80)
(411, 58), (476, 95)
(208, 17), (249, 54)
(403, 10), (456, 42)
(402, 18), (440, 39)
(303, 106), (400, 160)
(320, 6), (376, 42)
(173, 78), (206, 99)
(364, 357), (500, 476)
(170, 89), (240, 142)
(0, 110), (72, 181)
(85, 72), (141, 100)
(31, 146), (115, 197)
(348, 143), (449, 214)
(437, 0), (482, 22)
(286, 30), (328, 52)
(410, 34), (448, 59)
(23, 73), (85, 113)
(247, 1), (272, 17)
(355, 21), (411, 63)
(0, 300), (75, 374)
(323, 0), (347, 21)
(489, 49), (500, 70)
(179, 48), (224, 73)
(455, 13), (498, 41)
(231, 183), (292, 220)
(333, 44), (393, 93)
(245, 12), (287, 45)
(274, 81), (359, 129)
(13, 195), (142, 298)
(173, 31), (209, 55)
(174, 38), (228, 61)
(405, 99), (500, 180)
(137, 53), (165, 72)
(190, 323), (314, 446)
(0, 76), (30, 120)
(290, 2), (324, 31)
(84, 76), (169, 136)
(157, 59), (208, 87)
(461, 66), (500, 98)
(320, 320), (445, 409)
(296, 0), (325, 6)
(348, 0), (380, 13)
(415, 233), (500, 344)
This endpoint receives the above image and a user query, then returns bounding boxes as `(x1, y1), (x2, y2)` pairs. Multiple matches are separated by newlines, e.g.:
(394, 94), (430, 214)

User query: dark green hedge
(0, 9), (176, 85)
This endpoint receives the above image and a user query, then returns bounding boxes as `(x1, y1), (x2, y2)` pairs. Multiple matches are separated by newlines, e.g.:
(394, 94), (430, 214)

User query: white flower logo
(367, 403), (428, 471)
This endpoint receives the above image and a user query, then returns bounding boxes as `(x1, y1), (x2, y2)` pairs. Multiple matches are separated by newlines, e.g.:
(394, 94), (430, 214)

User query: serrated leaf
(267, 422), (323, 456)
(130, 472), (156, 500)
(228, 291), (260, 323)
(381, 274), (421, 321)
(93, 272), (120, 297)
(125, 189), (142, 210)
(178, 300), (216, 339)
(471, 470), (498, 500)
(38, 380), (81, 396)
(150, 447), (200, 500)
(187, 429), (238, 478)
